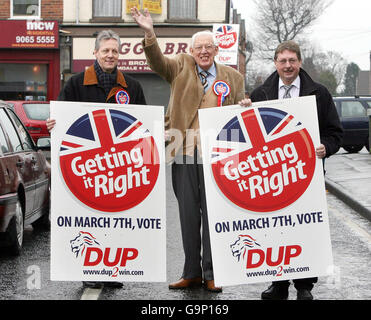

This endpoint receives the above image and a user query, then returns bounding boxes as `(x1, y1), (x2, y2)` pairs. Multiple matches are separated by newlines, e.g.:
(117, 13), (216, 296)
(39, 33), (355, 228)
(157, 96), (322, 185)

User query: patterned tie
(200, 71), (209, 91)
(282, 85), (293, 99)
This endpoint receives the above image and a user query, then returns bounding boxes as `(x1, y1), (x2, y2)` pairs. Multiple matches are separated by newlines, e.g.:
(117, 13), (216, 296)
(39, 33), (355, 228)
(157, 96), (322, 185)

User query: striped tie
(282, 85), (293, 99)
(200, 71), (208, 91)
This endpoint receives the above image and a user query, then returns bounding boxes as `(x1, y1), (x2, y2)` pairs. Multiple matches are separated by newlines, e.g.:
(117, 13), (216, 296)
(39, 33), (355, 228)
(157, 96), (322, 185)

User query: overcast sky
(232, 0), (371, 70)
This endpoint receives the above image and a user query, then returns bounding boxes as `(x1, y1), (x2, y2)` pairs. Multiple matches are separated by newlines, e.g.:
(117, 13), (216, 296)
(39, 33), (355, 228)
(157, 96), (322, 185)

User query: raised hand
(130, 7), (154, 36)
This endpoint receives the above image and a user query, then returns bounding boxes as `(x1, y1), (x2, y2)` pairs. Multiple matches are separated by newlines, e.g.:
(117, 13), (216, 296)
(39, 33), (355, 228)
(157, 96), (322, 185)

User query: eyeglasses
(193, 44), (216, 52)
(276, 58), (299, 65)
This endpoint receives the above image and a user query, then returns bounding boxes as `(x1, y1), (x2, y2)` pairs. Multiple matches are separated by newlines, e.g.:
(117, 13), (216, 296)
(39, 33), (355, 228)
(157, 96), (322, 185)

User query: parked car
(6, 101), (50, 144)
(332, 96), (371, 153)
(0, 101), (50, 255)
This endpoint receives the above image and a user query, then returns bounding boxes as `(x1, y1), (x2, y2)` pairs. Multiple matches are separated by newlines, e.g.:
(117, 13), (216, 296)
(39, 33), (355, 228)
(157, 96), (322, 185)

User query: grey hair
(191, 30), (218, 48)
(94, 30), (121, 51)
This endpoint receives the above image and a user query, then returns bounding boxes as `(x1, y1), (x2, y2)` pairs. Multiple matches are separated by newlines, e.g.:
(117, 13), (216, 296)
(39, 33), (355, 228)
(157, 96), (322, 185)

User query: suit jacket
(143, 36), (245, 159)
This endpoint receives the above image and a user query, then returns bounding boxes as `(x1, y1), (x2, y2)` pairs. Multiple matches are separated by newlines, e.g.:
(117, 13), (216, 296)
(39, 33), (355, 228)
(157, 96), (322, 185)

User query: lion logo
(70, 231), (100, 258)
(230, 235), (260, 262)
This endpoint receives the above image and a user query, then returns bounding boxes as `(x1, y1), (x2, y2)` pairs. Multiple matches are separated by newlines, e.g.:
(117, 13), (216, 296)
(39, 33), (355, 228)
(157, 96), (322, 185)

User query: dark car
(6, 101), (50, 144)
(332, 96), (371, 153)
(0, 101), (50, 255)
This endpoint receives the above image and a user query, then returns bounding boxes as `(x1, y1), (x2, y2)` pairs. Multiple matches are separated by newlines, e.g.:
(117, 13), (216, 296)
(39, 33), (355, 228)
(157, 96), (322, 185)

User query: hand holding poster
(199, 96), (334, 286)
(50, 101), (166, 282)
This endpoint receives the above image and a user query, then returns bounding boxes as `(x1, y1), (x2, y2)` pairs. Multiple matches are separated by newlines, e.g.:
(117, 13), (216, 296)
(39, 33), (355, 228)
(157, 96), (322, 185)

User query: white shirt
(278, 76), (300, 99)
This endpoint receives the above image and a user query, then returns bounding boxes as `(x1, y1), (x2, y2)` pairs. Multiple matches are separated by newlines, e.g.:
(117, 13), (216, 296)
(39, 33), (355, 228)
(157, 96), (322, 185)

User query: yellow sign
(126, 0), (140, 13)
(143, 0), (162, 14)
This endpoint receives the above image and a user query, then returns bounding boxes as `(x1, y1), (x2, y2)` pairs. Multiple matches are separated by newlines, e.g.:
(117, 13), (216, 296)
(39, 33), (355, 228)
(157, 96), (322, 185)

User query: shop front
(0, 20), (60, 101)
(71, 35), (194, 108)
(69, 26), (242, 108)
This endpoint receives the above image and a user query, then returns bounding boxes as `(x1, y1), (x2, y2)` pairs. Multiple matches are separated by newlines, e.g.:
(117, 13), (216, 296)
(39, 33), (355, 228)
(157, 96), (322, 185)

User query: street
(0, 151), (370, 301)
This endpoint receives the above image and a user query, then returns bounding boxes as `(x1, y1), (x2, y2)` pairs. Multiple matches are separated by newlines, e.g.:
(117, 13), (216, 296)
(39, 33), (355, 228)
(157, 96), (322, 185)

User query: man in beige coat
(132, 7), (248, 292)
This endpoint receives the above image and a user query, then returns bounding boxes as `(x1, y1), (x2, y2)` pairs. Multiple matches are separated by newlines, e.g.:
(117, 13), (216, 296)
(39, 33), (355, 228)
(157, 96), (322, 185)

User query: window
(12, 0), (40, 18)
(168, 0), (197, 21)
(23, 103), (50, 121)
(8, 109), (34, 150)
(341, 101), (366, 117)
(0, 109), (23, 152)
(0, 125), (10, 154)
(0, 63), (47, 101)
(93, 0), (121, 18)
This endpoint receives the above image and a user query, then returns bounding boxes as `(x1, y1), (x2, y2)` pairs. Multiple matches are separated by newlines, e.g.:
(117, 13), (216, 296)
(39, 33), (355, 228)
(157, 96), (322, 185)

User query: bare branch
(251, 0), (333, 60)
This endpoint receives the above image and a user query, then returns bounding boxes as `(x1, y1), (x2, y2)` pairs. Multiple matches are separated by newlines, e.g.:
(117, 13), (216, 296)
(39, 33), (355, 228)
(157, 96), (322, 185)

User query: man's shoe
(297, 288), (313, 300)
(261, 284), (289, 300)
(104, 281), (123, 288)
(204, 280), (222, 293)
(82, 281), (103, 289)
(168, 277), (202, 289)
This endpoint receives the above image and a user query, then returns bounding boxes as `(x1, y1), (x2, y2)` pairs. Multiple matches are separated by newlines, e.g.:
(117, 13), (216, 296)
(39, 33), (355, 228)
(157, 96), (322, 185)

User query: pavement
(325, 147), (371, 222)
(0, 149), (369, 302)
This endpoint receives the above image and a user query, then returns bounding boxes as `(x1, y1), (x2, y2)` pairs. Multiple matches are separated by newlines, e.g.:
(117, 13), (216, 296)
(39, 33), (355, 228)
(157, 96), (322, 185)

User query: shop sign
(0, 20), (59, 49)
(126, 0), (162, 14)
(72, 37), (191, 73)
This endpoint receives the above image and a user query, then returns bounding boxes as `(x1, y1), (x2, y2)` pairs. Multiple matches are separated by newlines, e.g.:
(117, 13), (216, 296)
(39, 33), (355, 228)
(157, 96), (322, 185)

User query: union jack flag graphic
(215, 25), (237, 49)
(216, 25), (234, 37)
(60, 109), (151, 156)
(211, 107), (305, 163)
(211, 106), (315, 212)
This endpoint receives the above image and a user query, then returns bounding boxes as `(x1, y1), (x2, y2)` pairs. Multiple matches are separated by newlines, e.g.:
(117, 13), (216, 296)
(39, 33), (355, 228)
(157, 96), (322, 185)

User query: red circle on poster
(211, 107), (316, 212)
(215, 25), (238, 49)
(59, 109), (159, 212)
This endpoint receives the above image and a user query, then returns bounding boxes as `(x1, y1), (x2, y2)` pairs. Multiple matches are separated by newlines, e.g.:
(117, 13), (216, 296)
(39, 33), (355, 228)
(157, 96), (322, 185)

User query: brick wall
(0, 0), (63, 20)
(41, 0), (63, 21)
(0, 0), (10, 19)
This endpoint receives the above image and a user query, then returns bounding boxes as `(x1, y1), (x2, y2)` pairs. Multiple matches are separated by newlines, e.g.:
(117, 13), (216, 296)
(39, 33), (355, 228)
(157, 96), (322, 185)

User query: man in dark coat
(47, 30), (146, 289)
(47, 29), (146, 130)
(58, 50), (146, 105)
(248, 40), (343, 300)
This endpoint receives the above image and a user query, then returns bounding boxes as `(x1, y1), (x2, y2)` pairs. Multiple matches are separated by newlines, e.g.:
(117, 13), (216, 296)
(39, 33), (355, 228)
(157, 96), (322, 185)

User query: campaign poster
(213, 24), (240, 66)
(50, 101), (166, 282)
(143, 0), (162, 14)
(199, 96), (334, 286)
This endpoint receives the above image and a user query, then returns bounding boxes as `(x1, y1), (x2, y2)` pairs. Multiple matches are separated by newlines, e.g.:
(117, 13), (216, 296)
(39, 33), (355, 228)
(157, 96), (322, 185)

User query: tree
(301, 44), (347, 93)
(301, 56), (319, 81)
(342, 63), (360, 95)
(318, 70), (337, 95)
(251, 0), (333, 60)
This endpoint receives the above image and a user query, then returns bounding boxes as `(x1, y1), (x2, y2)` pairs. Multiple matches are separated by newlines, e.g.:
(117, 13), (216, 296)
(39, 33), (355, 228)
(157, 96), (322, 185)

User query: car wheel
(8, 200), (24, 256)
(365, 138), (369, 152)
(343, 145), (364, 153)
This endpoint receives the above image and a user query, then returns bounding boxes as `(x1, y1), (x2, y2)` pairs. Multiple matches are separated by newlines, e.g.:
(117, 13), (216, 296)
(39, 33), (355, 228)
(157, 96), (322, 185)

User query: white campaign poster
(213, 24), (240, 66)
(50, 101), (166, 282)
(199, 96), (334, 286)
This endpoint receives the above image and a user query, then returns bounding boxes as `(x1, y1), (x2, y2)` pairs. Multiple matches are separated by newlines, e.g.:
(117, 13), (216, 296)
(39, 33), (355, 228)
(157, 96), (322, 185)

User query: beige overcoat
(142, 36), (245, 160)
